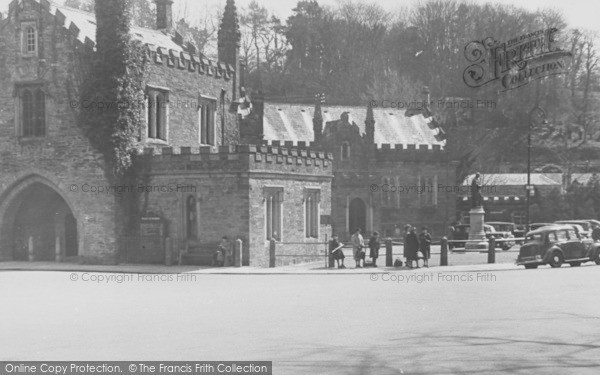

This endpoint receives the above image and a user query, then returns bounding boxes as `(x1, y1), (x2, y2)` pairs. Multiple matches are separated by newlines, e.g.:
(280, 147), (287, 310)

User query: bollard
(235, 239), (242, 267)
(488, 237), (496, 264)
(28, 236), (34, 262)
(328, 242), (335, 268)
(440, 237), (448, 266)
(386, 238), (393, 267)
(269, 239), (276, 268)
(55, 236), (62, 263)
(165, 237), (172, 266)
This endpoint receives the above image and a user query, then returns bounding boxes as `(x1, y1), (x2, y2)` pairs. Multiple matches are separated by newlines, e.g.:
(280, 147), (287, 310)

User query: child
(418, 227), (431, 268)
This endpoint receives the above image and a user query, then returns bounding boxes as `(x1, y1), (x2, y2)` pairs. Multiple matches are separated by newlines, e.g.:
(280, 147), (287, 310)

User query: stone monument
(466, 173), (488, 250)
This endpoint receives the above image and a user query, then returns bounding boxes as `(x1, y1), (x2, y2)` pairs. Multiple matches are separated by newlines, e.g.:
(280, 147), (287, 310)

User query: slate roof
(263, 103), (445, 148)
(44, 1), (185, 52)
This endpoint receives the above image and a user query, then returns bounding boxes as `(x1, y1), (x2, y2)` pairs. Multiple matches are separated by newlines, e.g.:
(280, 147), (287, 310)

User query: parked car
(555, 220), (593, 238)
(485, 222), (517, 250)
(449, 224), (506, 249)
(451, 224), (470, 248)
(517, 225), (600, 269)
(528, 223), (555, 232)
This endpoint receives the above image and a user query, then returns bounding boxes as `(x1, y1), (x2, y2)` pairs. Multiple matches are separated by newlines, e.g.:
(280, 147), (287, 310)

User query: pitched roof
(263, 102), (445, 148)
(46, 1), (184, 52)
(462, 173), (563, 186)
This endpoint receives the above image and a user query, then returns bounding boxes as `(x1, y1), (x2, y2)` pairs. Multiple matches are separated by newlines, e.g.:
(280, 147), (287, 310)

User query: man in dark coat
(369, 231), (381, 267)
(402, 224), (411, 260)
(405, 226), (420, 268)
(418, 227), (432, 268)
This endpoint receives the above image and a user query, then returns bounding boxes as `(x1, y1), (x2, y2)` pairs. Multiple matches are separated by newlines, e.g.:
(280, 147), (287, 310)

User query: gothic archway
(349, 198), (367, 234)
(0, 177), (79, 262)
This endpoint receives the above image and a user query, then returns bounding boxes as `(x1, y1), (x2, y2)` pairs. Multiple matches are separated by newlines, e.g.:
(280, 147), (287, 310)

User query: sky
(1, 0), (599, 32)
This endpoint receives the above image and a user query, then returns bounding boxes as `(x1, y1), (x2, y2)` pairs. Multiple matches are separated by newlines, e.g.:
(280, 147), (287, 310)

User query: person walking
(418, 227), (432, 268)
(369, 231), (381, 267)
(402, 224), (411, 265)
(330, 235), (346, 269)
(351, 228), (365, 268)
(405, 226), (420, 268)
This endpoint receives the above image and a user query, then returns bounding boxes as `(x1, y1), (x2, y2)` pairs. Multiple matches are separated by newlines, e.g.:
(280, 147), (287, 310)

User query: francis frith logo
(463, 28), (572, 91)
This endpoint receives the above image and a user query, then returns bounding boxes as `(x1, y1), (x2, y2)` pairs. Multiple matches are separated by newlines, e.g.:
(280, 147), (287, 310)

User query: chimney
(365, 103), (375, 145)
(154, 0), (173, 32)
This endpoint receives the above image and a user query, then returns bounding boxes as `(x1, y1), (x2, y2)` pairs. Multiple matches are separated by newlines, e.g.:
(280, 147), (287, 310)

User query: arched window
(20, 87), (45, 137)
(186, 195), (198, 240)
(22, 90), (34, 135)
(341, 142), (350, 160)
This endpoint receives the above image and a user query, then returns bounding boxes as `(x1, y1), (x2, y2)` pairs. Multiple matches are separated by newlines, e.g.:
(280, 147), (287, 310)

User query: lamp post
(526, 106), (547, 233)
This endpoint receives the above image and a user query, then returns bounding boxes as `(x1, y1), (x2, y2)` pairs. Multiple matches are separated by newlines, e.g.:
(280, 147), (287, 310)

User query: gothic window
(17, 86), (45, 137)
(424, 177), (437, 206)
(199, 95), (217, 146)
(146, 87), (169, 142)
(186, 195), (198, 240)
(341, 142), (350, 160)
(305, 189), (320, 239)
(265, 188), (284, 241)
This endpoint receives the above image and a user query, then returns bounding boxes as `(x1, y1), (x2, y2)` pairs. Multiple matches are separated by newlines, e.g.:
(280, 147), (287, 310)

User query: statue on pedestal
(471, 172), (483, 208)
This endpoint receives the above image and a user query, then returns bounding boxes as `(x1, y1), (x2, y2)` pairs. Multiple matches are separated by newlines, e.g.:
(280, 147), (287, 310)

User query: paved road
(1, 264), (599, 374)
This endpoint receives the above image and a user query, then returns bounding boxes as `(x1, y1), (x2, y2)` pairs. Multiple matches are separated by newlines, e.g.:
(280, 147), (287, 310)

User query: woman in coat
(418, 227), (432, 268)
(405, 226), (420, 268)
(368, 231), (381, 267)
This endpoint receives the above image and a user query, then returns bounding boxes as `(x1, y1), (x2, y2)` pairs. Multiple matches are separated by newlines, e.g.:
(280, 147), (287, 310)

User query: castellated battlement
(142, 144), (334, 175)
(373, 143), (446, 162)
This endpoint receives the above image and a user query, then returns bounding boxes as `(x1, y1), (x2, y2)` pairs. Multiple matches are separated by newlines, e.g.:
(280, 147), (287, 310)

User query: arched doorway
(349, 198), (367, 234)
(1, 181), (78, 261)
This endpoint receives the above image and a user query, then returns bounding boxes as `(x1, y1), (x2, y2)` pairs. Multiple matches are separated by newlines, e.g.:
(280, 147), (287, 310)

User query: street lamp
(526, 106), (548, 233)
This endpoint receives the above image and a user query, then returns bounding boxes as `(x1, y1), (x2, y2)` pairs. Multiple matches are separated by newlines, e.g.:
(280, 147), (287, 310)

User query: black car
(517, 225), (600, 269)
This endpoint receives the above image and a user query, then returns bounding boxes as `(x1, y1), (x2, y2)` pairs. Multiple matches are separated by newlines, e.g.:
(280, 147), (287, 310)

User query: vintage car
(555, 220), (593, 238)
(485, 222), (517, 250)
(517, 225), (600, 269)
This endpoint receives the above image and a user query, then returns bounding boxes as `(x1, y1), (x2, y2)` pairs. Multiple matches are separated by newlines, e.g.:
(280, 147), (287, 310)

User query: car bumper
(516, 255), (543, 265)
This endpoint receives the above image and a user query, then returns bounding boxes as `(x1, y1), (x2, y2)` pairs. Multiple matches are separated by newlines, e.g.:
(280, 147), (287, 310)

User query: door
(349, 198), (366, 234)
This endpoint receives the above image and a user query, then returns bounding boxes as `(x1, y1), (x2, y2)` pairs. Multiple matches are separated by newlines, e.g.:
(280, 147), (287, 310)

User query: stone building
(0, 0), (332, 266)
(244, 97), (456, 241)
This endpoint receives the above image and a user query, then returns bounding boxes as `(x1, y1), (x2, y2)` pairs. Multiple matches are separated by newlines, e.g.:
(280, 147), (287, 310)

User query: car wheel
(569, 261), (581, 267)
(595, 252), (600, 265)
(524, 264), (538, 269)
(549, 252), (564, 268)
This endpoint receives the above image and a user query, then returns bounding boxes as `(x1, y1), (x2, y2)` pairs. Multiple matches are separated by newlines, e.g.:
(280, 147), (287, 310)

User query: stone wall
(0, 0), (118, 264)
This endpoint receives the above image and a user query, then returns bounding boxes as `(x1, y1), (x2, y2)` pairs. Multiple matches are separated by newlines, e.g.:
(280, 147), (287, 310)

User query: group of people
(329, 225), (432, 269)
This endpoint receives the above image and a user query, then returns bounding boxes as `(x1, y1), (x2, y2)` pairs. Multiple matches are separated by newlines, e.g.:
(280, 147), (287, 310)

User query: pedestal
(465, 206), (488, 250)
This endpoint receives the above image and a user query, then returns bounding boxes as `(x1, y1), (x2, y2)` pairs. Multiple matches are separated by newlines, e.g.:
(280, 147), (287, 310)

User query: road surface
(1, 264), (599, 374)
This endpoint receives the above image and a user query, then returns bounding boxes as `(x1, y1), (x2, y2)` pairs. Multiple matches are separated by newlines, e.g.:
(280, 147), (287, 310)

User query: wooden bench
(179, 241), (220, 266)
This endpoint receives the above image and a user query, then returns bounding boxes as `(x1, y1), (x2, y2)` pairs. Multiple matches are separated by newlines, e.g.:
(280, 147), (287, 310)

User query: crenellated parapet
(373, 143), (447, 162)
(145, 45), (234, 80)
(141, 144), (334, 175)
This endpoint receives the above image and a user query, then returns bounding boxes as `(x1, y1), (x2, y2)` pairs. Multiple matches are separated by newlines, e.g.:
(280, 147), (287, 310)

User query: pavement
(0, 245), (523, 274)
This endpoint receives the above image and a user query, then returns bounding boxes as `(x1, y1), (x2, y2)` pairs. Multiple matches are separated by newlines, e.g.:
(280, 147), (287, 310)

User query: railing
(267, 236), (529, 268)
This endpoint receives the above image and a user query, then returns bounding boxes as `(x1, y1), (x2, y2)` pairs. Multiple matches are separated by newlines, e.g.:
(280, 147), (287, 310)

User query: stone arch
(0, 174), (83, 262)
